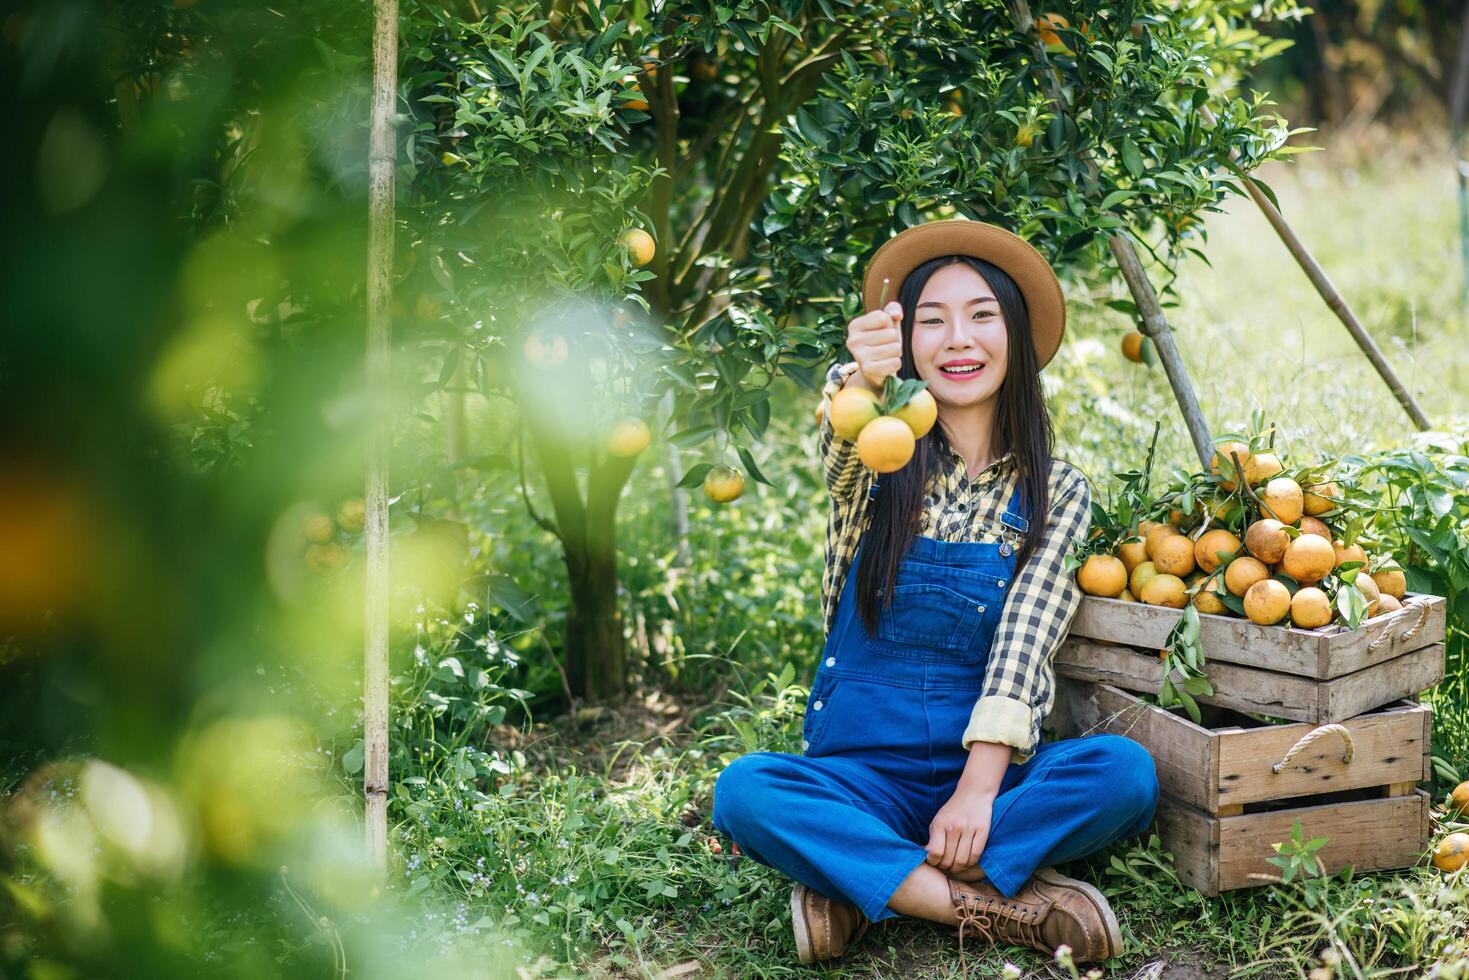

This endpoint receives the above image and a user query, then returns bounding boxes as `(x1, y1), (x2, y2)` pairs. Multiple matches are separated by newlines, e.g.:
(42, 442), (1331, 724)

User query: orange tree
(396, 0), (1307, 700)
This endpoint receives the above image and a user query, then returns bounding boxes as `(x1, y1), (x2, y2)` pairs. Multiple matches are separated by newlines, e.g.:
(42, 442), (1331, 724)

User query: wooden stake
(1005, 0), (1215, 468)
(1199, 105), (1431, 432)
(364, 0), (398, 870)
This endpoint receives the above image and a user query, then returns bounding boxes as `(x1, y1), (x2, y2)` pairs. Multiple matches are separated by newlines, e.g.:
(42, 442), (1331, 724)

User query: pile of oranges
(820, 381), (938, 473)
(1074, 436), (1407, 629)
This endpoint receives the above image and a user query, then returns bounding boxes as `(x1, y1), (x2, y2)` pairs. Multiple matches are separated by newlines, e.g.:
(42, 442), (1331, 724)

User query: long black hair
(854, 254), (1056, 636)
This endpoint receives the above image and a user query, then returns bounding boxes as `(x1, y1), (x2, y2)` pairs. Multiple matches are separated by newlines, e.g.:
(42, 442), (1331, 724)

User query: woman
(711, 218), (1159, 969)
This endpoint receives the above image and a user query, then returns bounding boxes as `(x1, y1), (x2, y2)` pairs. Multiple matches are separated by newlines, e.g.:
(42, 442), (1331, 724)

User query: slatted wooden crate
(1069, 592), (1445, 679)
(1157, 788), (1431, 895)
(1052, 680), (1431, 814)
(1050, 679), (1434, 895)
(1054, 637), (1445, 725)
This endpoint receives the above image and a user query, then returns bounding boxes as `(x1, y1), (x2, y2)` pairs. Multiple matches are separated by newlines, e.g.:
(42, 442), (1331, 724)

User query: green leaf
(737, 447), (773, 486)
(341, 740), (364, 775)
(1121, 138), (1144, 178)
(676, 462), (714, 489)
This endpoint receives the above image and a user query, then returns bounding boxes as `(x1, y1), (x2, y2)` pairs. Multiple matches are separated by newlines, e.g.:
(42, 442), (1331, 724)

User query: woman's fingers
(941, 825), (961, 871)
(926, 826), (946, 866)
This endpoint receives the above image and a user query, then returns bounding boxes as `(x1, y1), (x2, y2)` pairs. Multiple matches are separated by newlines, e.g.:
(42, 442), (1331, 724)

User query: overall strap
(999, 474), (1030, 536)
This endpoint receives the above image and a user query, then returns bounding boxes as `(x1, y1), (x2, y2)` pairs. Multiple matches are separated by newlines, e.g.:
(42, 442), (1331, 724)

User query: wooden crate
(1054, 637), (1445, 725)
(1052, 679), (1431, 814)
(1070, 592), (1445, 679)
(1157, 788), (1431, 895)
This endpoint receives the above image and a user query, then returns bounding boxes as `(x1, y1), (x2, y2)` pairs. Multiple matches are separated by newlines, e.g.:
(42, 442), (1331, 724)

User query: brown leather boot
(948, 867), (1122, 970)
(790, 882), (870, 963)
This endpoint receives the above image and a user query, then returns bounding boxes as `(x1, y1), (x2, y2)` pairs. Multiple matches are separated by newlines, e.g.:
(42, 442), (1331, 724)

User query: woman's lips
(939, 364), (986, 382)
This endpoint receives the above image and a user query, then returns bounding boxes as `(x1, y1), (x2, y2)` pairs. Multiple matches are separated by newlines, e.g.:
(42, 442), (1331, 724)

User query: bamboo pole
(1006, 0), (1216, 468)
(1198, 105), (1431, 431)
(364, 0), (398, 870)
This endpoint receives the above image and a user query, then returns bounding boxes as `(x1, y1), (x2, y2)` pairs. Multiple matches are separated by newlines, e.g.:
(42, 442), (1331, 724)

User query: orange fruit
(1244, 519), (1290, 565)
(1290, 587), (1333, 629)
(1259, 477), (1304, 526)
(336, 498), (366, 535)
(1303, 481), (1340, 516)
(1152, 534), (1196, 577)
(1138, 519), (1161, 536)
(1224, 556), (1270, 597)
(1077, 555), (1128, 597)
(305, 541), (349, 575)
(608, 419), (651, 457)
(1015, 121), (1042, 147)
(829, 387), (881, 441)
(1434, 833), (1469, 872)
(303, 512), (335, 544)
(1121, 332), (1147, 363)
(893, 388), (937, 439)
(1243, 579), (1291, 625)
(1117, 589), (1135, 603)
(1282, 535), (1335, 584)
(1354, 573), (1381, 617)
(621, 229), (656, 266)
(703, 464), (745, 503)
(1211, 441), (1251, 491)
(814, 400), (826, 426)
(1372, 568), (1406, 599)
(1194, 529), (1241, 574)
(1333, 540), (1368, 570)
(1373, 593), (1402, 617)
(1117, 537), (1148, 575)
(1129, 560), (1159, 598)
(1243, 451), (1284, 487)
(1193, 576), (1229, 615)
(856, 417), (916, 473)
(1036, 12), (1070, 47)
(1140, 573), (1188, 608)
(1449, 781), (1469, 818)
(1145, 523), (1181, 559)
(523, 331), (569, 369)
(1298, 515), (1331, 539)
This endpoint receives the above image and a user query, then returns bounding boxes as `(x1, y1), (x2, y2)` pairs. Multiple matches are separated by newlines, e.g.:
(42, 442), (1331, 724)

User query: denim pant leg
(974, 733), (1160, 897)
(712, 751), (931, 923)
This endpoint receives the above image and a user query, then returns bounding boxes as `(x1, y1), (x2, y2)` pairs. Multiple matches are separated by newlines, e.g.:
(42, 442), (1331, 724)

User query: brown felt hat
(861, 218), (1067, 368)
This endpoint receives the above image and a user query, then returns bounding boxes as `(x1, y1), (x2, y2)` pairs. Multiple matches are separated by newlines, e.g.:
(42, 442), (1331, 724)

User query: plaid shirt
(817, 362), (1092, 765)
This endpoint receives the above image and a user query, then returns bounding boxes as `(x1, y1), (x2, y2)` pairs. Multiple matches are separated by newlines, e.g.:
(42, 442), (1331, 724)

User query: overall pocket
(868, 562), (1004, 663)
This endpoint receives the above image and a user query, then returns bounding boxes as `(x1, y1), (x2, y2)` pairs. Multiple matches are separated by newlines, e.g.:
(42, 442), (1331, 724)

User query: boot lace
(952, 889), (1046, 978)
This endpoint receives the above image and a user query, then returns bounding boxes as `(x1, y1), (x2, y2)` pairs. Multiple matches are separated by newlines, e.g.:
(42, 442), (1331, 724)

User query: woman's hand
(844, 301), (905, 389)
(925, 786), (993, 874)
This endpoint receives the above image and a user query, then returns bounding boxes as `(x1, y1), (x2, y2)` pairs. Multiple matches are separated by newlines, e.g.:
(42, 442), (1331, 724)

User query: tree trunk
(563, 537), (626, 701)
(521, 391), (638, 702)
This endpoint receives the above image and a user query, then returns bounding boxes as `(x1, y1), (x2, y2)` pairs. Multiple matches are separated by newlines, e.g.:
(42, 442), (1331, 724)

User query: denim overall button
(800, 739), (809, 751)
(813, 700), (824, 711)
(997, 579), (1006, 588)
(975, 604), (985, 613)
(1000, 542), (1012, 557)
(826, 657), (836, 667)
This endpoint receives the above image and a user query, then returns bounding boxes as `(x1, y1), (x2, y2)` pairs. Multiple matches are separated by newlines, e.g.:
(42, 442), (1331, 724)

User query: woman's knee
(1082, 734), (1159, 819)
(711, 752), (787, 837)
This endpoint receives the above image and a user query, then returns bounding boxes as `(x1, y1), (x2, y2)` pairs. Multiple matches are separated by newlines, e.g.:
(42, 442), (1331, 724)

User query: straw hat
(860, 218), (1067, 368)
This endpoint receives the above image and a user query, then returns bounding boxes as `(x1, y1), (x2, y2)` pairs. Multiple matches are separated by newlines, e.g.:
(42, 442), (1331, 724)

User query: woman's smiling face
(909, 261), (1010, 409)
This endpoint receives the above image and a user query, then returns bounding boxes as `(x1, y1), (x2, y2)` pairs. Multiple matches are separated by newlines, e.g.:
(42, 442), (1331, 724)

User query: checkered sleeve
(961, 461), (1092, 765)
(818, 361), (870, 500)
(818, 361), (873, 635)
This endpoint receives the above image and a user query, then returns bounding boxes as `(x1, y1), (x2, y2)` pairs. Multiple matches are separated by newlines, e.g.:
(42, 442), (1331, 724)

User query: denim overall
(712, 478), (1159, 923)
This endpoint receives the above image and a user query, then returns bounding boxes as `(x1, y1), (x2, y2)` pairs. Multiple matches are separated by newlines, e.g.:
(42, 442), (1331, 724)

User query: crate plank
(1053, 679), (1431, 812)
(1157, 790), (1430, 895)
(1069, 592), (1445, 679)
(1055, 639), (1445, 724)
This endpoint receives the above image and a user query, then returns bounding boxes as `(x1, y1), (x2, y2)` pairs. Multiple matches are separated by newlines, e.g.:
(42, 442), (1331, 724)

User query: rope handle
(1366, 598), (1430, 653)
(1272, 723), (1354, 774)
